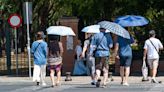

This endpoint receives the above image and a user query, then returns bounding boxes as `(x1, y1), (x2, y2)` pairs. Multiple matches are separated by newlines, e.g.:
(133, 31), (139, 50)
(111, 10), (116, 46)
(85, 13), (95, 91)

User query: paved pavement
(0, 76), (164, 92)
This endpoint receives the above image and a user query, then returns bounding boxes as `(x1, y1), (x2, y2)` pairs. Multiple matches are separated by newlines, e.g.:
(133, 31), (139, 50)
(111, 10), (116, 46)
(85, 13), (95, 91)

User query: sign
(8, 14), (22, 28)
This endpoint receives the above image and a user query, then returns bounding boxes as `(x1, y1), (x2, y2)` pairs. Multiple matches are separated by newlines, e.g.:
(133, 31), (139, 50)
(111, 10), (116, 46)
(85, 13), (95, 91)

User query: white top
(144, 37), (163, 59)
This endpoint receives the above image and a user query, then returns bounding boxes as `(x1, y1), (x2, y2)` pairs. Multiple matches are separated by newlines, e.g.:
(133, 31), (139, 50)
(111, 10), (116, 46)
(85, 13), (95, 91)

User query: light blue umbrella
(115, 15), (149, 27)
(46, 26), (76, 36)
(81, 25), (100, 33)
(98, 21), (130, 39)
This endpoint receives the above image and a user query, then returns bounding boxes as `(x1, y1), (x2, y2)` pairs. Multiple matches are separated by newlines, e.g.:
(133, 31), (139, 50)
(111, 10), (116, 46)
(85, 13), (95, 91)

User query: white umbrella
(46, 26), (76, 36)
(98, 21), (130, 39)
(81, 25), (100, 33)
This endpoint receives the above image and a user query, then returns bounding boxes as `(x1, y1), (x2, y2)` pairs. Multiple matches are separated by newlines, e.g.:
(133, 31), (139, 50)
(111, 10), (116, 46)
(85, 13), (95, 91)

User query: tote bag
(142, 60), (148, 79)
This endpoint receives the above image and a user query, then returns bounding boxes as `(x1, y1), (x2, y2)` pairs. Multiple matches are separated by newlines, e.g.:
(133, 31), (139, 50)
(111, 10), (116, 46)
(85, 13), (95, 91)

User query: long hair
(49, 39), (60, 56)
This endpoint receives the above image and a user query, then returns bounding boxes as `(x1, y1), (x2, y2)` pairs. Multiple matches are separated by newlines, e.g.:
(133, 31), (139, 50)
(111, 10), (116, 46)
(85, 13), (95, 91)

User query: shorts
(95, 57), (109, 72)
(48, 64), (62, 72)
(119, 56), (132, 67)
(147, 58), (159, 69)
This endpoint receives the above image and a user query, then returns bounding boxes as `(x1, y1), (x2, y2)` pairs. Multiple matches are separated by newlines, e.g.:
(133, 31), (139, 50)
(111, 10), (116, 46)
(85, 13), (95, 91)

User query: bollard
(65, 72), (72, 81)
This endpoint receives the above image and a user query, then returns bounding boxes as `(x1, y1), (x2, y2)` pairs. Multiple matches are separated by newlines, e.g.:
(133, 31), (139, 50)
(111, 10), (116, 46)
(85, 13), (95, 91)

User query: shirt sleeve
(158, 39), (163, 49)
(107, 34), (113, 48)
(143, 41), (148, 49)
(43, 42), (48, 58)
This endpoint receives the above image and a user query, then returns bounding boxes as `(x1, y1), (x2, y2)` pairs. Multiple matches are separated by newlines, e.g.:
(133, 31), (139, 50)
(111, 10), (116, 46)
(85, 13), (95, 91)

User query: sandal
(56, 82), (61, 86)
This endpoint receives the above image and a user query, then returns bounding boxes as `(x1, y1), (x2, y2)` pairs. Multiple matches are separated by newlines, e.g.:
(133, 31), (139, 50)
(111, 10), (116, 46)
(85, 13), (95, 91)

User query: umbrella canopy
(98, 21), (130, 39)
(81, 25), (100, 33)
(115, 15), (149, 27)
(46, 26), (75, 36)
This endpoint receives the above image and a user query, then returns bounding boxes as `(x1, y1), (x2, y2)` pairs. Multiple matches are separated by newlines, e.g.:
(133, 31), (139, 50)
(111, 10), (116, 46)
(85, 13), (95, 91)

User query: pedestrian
(31, 31), (47, 86)
(73, 40), (87, 75)
(81, 33), (96, 85)
(114, 33), (134, 86)
(89, 28), (113, 88)
(47, 36), (63, 87)
(143, 30), (163, 83)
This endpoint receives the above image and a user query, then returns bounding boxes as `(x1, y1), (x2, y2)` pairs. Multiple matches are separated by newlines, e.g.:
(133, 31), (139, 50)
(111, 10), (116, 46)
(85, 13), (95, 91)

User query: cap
(149, 30), (156, 36)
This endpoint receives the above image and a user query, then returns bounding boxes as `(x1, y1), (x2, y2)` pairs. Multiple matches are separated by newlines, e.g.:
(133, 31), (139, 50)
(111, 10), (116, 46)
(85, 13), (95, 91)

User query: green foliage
(0, 0), (164, 45)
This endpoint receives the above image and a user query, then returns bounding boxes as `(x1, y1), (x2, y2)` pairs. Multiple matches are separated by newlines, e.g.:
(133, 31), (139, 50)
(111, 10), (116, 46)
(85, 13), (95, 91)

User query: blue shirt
(89, 32), (113, 57)
(31, 40), (48, 65)
(117, 36), (134, 57)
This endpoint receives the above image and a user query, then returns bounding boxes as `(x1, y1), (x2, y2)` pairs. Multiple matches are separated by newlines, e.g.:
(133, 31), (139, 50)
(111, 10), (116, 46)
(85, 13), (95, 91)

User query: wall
(58, 17), (79, 75)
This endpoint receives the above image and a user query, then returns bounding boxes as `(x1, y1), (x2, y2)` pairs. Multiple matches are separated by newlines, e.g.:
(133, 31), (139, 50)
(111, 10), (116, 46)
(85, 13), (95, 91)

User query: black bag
(74, 54), (77, 59)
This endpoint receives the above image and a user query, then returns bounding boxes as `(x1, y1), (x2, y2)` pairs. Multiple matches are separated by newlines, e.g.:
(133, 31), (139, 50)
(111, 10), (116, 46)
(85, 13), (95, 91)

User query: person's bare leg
(124, 67), (130, 84)
(120, 66), (124, 83)
(95, 69), (101, 87)
(50, 69), (55, 86)
(103, 69), (108, 85)
(56, 70), (61, 85)
(96, 69), (101, 80)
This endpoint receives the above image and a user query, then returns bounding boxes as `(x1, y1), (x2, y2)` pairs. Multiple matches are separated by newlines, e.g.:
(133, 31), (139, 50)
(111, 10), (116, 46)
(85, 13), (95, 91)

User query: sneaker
(96, 79), (101, 87)
(42, 82), (47, 86)
(122, 82), (129, 86)
(56, 82), (61, 86)
(91, 81), (96, 85)
(36, 82), (40, 86)
(142, 78), (149, 82)
(151, 79), (161, 83)
(102, 84), (107, 88)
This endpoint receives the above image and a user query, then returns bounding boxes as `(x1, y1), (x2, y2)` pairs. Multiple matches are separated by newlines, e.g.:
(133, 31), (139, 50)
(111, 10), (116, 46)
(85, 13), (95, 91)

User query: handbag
(48, 56), (62, 65)
(142, 60), (148, 80)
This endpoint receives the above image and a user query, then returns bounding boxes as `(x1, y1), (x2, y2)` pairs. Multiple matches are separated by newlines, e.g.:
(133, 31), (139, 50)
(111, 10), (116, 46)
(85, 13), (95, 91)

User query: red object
(8, 14), (22, 28)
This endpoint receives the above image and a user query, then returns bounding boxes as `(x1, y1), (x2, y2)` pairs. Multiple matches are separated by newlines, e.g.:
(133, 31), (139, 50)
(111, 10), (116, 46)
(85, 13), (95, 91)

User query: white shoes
(42, 82), (47, 86)
(122, 82), (129, 86)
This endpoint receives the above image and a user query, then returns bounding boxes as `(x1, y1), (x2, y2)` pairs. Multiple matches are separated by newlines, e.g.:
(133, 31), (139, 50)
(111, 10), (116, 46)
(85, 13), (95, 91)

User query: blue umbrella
(115, 15), (149, 27)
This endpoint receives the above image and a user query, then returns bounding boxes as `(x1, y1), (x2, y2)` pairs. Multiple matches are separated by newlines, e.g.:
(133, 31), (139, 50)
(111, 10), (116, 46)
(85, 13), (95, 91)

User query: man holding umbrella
(89, 28), (113, 88)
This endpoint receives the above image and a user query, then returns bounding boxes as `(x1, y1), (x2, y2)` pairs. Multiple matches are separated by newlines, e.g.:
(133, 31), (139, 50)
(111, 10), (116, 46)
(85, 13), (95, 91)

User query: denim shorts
(119, 55), (132, 67)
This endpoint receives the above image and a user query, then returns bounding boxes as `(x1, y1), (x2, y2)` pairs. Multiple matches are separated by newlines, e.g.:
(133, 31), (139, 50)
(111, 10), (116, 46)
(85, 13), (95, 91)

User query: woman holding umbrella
(114, 32), (134, 86)
(47, 36), (63, 87)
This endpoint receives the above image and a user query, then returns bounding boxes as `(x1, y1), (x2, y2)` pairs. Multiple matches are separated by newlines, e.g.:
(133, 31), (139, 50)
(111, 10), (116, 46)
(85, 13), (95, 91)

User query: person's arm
(59, 42), (64, 56)
(143, 41), (147, 61)
(158, 40), (163, 50)
(143, 49), (147, 61)
(113, 35), (118, 57)
(81, 46), (87, 58)
(114, 43), (120, 60)
(81, 40), (88, 58)
(31, 42), (34, 54)
(44, 42), (48, 58)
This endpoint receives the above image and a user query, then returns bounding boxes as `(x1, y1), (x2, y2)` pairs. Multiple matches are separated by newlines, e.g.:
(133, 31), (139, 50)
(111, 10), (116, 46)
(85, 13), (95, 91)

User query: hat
(149, 30), (156, 36)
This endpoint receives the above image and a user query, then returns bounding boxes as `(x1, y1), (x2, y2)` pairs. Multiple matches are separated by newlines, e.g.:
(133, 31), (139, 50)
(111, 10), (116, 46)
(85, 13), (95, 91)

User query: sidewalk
(0, 76), (164, 84)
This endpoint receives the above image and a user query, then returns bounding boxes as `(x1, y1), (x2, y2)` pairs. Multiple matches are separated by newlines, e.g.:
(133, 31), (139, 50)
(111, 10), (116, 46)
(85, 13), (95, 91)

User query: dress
(73, 45), (87, 75)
